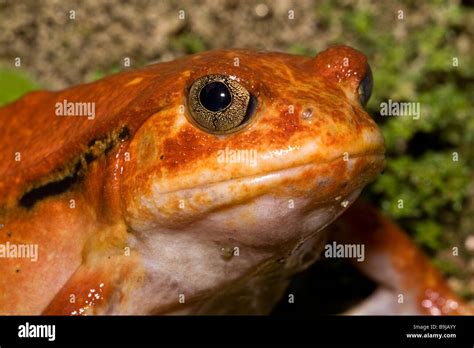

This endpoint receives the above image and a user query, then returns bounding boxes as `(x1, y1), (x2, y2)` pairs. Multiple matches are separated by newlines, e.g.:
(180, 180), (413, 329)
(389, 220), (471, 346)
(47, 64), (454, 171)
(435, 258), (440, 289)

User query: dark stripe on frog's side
(18, 126), (130, 209)
(19, 162), (82, 208)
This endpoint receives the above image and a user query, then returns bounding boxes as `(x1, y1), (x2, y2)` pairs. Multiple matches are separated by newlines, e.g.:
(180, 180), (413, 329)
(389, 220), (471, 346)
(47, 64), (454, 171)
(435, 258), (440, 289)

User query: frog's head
(121, 46), (384, 256)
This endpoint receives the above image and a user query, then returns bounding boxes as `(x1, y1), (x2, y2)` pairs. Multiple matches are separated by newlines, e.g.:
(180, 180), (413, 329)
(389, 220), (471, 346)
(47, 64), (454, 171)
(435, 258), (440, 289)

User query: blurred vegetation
(338, 2), (473, 253)
(0, 68), (38, 105)
(90, 66), (121, 81)
(169, 32), (207, 54)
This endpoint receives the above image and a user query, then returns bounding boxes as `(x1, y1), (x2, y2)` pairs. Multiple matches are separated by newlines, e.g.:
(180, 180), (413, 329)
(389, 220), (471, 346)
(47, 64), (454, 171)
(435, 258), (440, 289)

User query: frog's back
(0, 59), (185, 207)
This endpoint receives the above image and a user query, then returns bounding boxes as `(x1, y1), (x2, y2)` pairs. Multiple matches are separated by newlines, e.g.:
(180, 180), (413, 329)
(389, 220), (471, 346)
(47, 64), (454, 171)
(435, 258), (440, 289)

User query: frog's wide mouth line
(154, 151), (385, 197)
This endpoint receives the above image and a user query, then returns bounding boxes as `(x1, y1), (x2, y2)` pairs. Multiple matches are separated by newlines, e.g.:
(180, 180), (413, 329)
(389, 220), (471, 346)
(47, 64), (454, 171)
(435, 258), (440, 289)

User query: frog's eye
(358, 65), (373, 107)
(187, 74), (257, 134)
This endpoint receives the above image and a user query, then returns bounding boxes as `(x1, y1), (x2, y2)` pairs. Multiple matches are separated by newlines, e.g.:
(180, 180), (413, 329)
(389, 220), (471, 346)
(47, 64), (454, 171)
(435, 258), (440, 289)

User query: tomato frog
(0, 46), (469, 315)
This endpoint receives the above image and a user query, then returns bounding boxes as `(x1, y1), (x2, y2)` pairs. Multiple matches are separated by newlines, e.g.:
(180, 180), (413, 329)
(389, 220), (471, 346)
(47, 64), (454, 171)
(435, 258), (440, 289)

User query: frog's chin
(121, 176), (368, 315)
(122, 184), (365, 315)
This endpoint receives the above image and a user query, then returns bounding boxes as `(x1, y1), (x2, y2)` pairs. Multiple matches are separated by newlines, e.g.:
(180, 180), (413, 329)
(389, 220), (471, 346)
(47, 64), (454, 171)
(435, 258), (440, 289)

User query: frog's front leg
(42, 248), (144, 315)
(331, 201), (471, 315)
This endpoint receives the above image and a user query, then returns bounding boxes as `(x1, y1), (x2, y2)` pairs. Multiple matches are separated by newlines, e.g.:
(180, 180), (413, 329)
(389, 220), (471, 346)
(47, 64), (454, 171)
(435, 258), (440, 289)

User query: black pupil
(199, 81), (232, 112)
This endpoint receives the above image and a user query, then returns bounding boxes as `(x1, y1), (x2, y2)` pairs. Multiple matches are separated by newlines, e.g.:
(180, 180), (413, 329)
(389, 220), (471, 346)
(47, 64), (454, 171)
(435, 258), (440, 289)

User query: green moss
(169, 33), (207, 54)
(287, 44), (316, 56)
(90, 66), (122, 81)
(432, 258), (463, 278)
(373, 152), (469, 217)
(345, 8), (373, 35)
(0, 68), (39, 107)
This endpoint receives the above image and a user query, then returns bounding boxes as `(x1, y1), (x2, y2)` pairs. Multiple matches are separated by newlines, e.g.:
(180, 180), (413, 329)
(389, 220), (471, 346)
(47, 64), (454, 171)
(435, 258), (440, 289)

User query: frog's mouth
(125, 152), (385, 237)
(160, 151), (384, 196)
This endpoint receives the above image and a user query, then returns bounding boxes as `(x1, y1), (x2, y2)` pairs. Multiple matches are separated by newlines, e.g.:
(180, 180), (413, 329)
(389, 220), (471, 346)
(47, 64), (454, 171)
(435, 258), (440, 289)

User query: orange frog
(0, 46), (469, 315)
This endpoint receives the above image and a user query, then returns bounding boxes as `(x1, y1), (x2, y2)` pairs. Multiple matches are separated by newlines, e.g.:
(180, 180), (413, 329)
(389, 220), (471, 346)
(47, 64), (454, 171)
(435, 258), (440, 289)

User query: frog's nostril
(301, 107), (313, 120)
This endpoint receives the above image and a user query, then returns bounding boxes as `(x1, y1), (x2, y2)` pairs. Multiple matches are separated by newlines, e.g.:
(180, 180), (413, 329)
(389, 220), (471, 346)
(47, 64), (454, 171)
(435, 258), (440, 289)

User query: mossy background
(0, 0), (472, 310)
